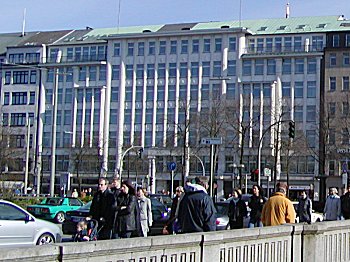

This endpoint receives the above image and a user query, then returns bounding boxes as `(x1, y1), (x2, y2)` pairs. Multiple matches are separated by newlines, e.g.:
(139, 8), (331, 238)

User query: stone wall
(2, 221), (350, 262)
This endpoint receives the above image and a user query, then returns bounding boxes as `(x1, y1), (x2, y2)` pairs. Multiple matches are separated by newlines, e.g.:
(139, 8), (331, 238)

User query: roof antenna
(21, 8), (26, 37)
(117, 0), (122, 33)
(285, 2), (290, 19)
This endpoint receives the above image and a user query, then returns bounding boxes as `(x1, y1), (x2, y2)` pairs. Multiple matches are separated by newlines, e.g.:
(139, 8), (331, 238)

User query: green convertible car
(27, 197), (84, 223)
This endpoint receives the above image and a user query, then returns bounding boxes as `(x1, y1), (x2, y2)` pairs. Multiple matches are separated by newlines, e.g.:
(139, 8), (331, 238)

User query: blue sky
(0, 0), (349, 33)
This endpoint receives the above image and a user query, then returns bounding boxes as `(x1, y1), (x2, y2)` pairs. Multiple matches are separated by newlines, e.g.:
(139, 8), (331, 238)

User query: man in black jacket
(88, 177), (115, 240)
(297, 190), (312, 224)
(341, 185), (350, 219)
(177, 177), (217, 233)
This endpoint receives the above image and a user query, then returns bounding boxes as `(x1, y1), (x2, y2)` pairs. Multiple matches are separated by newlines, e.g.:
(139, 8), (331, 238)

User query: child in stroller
(72, 220), (99, 242)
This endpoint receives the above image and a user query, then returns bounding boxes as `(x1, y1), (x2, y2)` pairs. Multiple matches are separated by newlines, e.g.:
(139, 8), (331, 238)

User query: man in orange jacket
(261, 182), (296, 226)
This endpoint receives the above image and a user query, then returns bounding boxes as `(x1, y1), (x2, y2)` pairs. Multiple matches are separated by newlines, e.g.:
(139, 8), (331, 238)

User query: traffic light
(251, 169), (259, 182)
(288, 121), (295, 139)
(137, 148), (143, 158)
(150, 177), (154, 186)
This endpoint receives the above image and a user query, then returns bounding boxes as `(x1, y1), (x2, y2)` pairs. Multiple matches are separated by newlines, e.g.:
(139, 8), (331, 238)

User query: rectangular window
(3, 92), (9, 105)
(243, 60), (252, 76)
(192, 39), (199, 53)
(294, 105), (303, 122)
(346, 34), (350, 47)
(284, 37), (292, 51)
(64, 110), (71, 125)
(146, 85), (154, 101)
(343, 102), (349, 117)
(168, 85), (176, 101)
(215, 38), (222, 52)
(169, 63), (177, 78)
(74, 47), (81, 61)
(266, 38), (273, 52)
(228, 37), (236, 51)
(170, 41), (177, 54)
(157, 85), (165, 101)
(29, 92), (35, 105)
(282, 58), (291, 74)
(159, 41), (166, 55)
(127, 43), (134, 56)
(12, 92), (27, 105)
(180, 62), (188, 78)
(275, 37), (282, 52)
(330, 53), (337, 66)
(253, 83), (260, 98)
(149, 42), (155, 55)
(5, 71), (11, 84)
(65, 88), (72, 104)
(138, 42), (145, 56)
(67, 47), (74, 60)
(294, 81), (304, 98)
(227, 60), (236, 76)
(307, 81), (316, 98)
(78, 66), (86, 81)
(30, 70), (36, 84)
(111, 86), (119, 102)
(306, 59), (316, 75)
(344, 53), (350, 66)
(294, 36), (302, 51)
(226, 83), (235, 99)
(267, 59), (276, 75)
(90, 46), (97, 60)
(202, 62), (210, 77)
(113, 43), (120, 56)
(66, 67), (73, 82)
(330, 77), (336, 91)
(213, 61), (222, 77)
(201, 84), (209, 100)
(89, 66), (97, 81)
(126, 65), (133, 80)
(333, 35), (340, 47)
(254, 59), (264, 75)
(147, 64), (155, 79)
(263, 83), (271, 98)
(158, 63), (165, 78)
(181, 40), (188, 54)
(328, 102), (336, 117)
(282, 82), (291, 97)
(343, 76), (350, 91)
(2, 113), (9, 126)
(342, 128), (349, 145)
(99, 65), (106, 81)
(306, 105), (316, 122)
(13, 71), (28, 84)
(136, 64), (144, 79)
(295, 58), (304, 74)
(25, 53), (40, 63)
(191, 62), (199, 77)
(257, 38), (264, 52)
(203, 39), (211, 52)
(112, 65), (120, 80)
(10, 113), (26, 126)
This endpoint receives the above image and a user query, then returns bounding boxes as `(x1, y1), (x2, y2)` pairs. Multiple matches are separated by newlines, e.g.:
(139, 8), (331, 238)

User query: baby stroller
(72, 219), (99, 242)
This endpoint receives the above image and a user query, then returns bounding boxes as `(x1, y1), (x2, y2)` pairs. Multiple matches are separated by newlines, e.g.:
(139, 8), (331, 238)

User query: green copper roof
(193, 15), (350, 35)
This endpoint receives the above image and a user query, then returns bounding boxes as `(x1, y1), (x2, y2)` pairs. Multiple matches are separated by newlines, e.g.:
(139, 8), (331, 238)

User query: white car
(292, 201), (323, 223)
(0, 199), (62, 248)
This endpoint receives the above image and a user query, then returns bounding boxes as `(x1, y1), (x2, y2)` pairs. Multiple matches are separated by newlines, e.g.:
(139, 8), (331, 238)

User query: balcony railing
(43, 54), (107, 64)
(244, 44), (324, 55)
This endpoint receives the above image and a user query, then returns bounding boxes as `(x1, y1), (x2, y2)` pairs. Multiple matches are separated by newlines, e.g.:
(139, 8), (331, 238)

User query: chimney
(285, 2), (290, 19)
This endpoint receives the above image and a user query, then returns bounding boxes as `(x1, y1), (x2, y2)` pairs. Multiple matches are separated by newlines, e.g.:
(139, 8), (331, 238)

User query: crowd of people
(71, 175), (350, 241)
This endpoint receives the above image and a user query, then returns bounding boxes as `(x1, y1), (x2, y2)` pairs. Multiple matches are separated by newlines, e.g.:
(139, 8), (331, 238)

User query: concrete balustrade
(2, 221), (350, 262)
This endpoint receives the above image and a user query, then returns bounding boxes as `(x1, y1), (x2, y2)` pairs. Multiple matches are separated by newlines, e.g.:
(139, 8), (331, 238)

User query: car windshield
(42, 198), (63, 206)
(215, 203), (229, 216)
(78, 201), (92, 210)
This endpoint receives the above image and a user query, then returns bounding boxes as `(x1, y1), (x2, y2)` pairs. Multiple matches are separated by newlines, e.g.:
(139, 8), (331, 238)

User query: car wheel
(36, 233), (55, 245)
(55, 212), (65, 223)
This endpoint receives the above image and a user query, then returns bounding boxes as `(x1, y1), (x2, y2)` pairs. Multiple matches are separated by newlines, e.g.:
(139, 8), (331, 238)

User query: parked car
(62, 198), (169, 236)
(148, 194), (173, 210)
(0, 199), (62, 248)
(292, 201), (323, 223)
(27, 197), (84, 223)
(215, 195), (252, 230)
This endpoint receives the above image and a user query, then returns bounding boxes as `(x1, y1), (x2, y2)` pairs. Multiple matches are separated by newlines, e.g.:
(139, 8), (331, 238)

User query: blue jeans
(248, 220), (263, 228)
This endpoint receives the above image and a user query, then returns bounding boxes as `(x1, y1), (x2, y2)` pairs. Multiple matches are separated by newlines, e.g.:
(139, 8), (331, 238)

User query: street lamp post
(24, 118), (31, 194)
(117, 145), (143, 182)
(49, 50), (62, 196)
(190, 152), (205, 176)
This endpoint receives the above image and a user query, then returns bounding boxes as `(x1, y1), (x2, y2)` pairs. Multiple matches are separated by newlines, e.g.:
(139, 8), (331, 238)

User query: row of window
(329, 76), (350, 91)
(328, 102), (350, 117)
(4, 70), (37, 85)
(113, 37), (237, 57)
(3, 92), (35, 106)
(2, 112), (34, 126)
(49, 46), (107, 63)
(328, 128), (350, 145)
(328, 53), (350, 67)
(8, 53), (40, 64)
